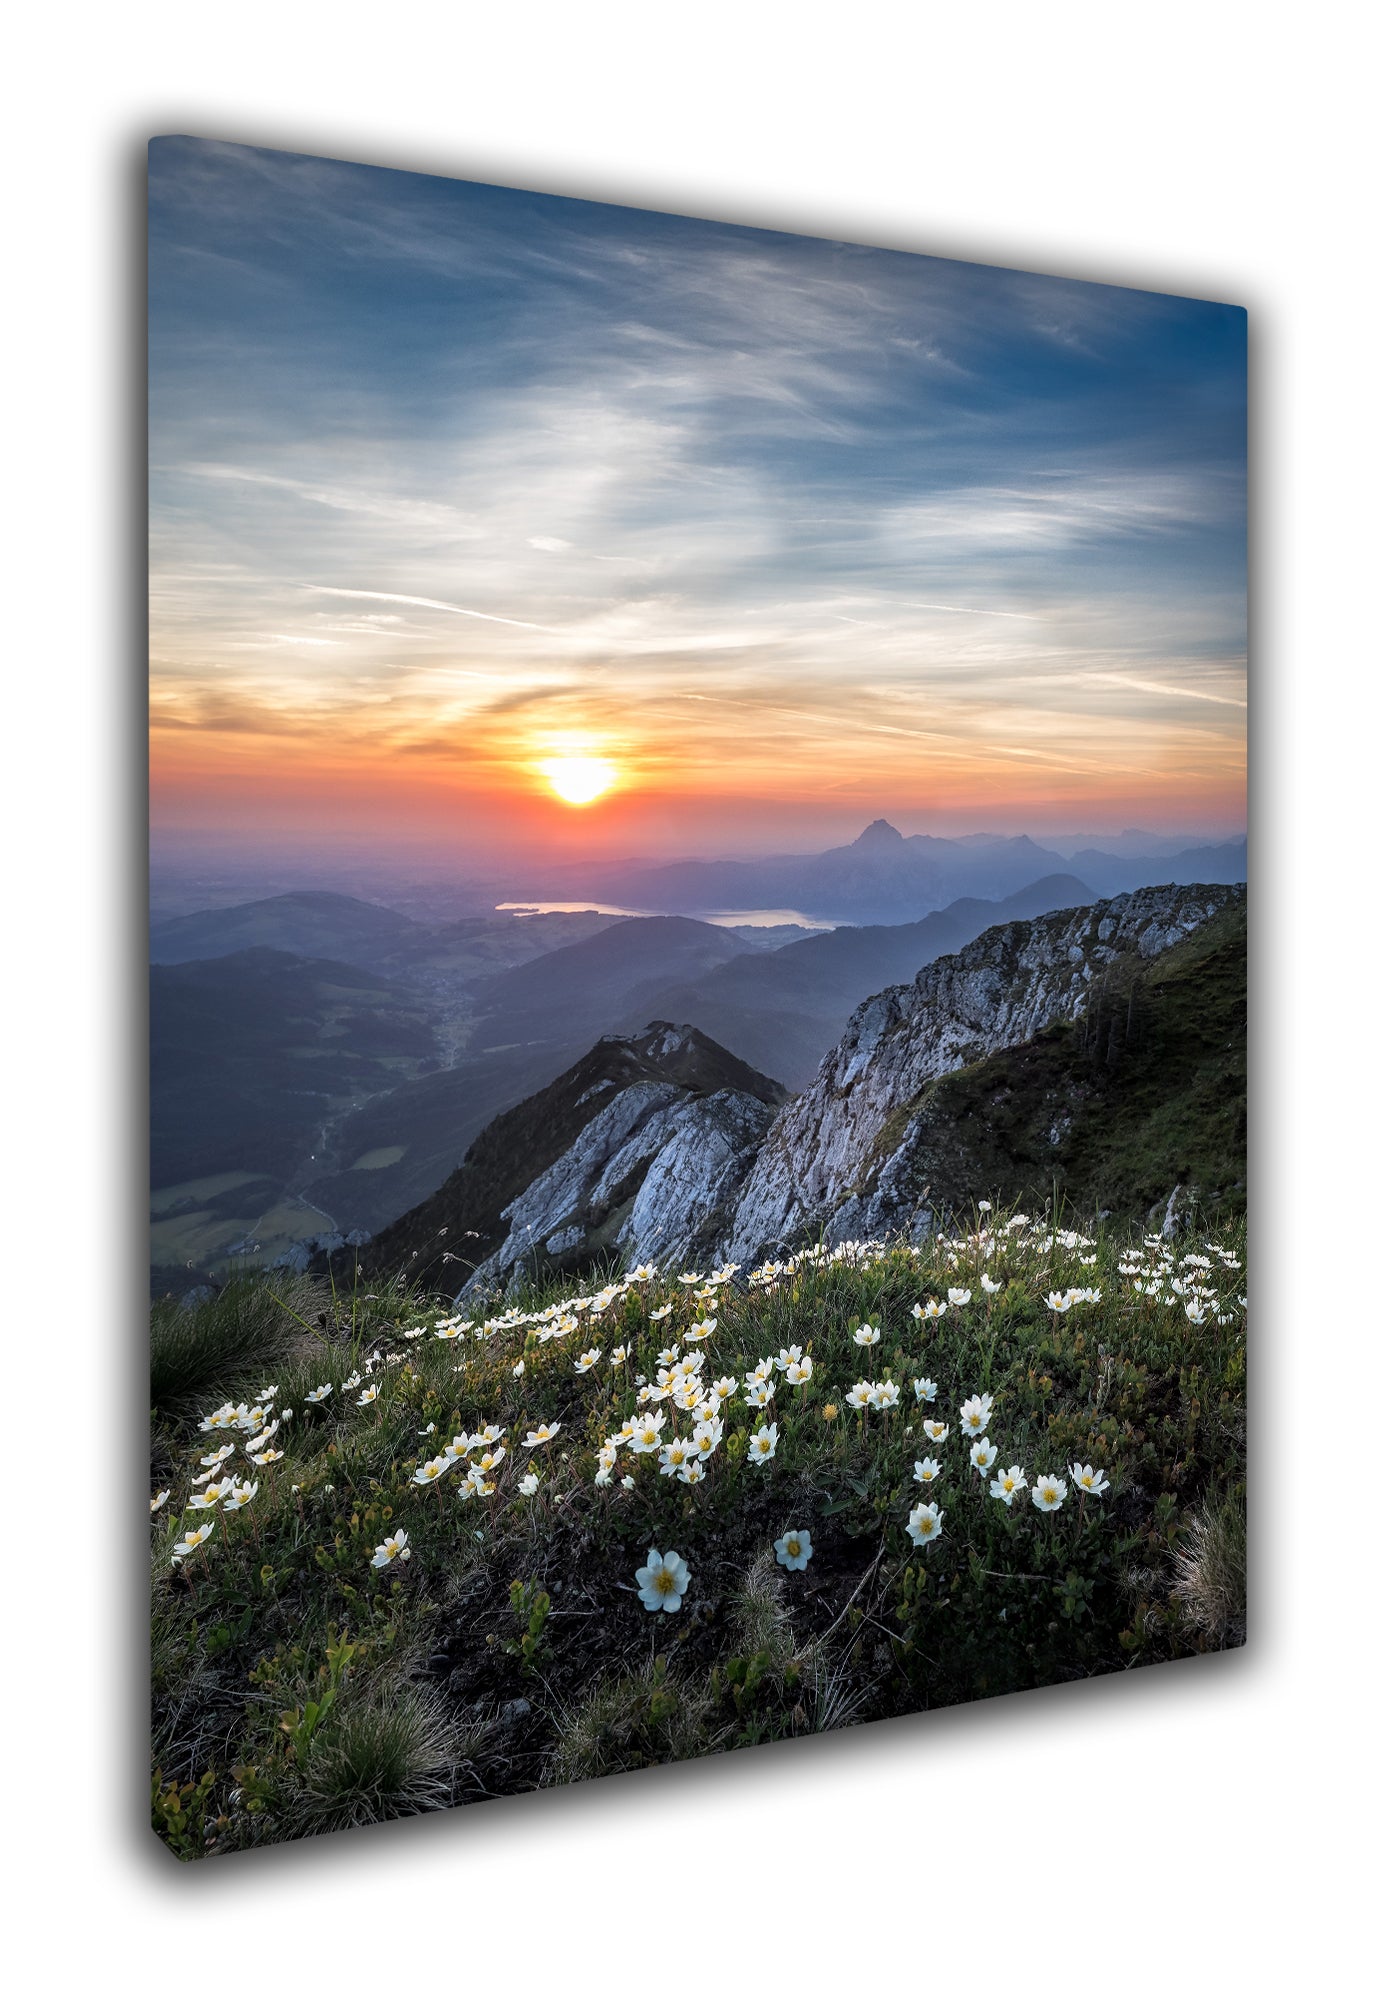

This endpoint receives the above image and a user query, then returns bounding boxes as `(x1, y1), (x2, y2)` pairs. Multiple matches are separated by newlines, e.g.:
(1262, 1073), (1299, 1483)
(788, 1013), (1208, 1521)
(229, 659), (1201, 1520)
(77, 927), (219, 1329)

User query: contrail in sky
(303, 585), (559, 634)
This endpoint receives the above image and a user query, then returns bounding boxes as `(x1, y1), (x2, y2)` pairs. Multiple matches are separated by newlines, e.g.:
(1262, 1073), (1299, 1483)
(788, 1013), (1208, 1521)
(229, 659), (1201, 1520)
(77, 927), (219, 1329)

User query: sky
(149, 138), (1247, 872)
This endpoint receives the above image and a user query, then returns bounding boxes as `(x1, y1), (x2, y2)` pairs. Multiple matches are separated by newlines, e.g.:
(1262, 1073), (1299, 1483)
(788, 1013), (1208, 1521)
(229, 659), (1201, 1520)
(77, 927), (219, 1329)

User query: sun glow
(542, 755), (618, 806)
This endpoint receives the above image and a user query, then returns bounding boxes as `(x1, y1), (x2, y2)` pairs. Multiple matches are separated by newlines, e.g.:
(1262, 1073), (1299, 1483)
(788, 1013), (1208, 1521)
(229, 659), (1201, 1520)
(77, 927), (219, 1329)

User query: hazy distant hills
(150, 890), (425, 967)
(536, 819), (1246, 924)
(610, 873), (1097, 1090)
(463, 915), (758, 1057)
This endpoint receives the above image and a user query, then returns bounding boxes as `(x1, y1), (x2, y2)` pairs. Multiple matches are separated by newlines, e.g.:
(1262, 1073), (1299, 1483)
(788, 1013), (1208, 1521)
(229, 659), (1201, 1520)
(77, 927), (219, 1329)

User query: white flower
(518, 1472), (540, 1496)
(958, 1392), (994, 1437)
(678, 1459), (706, 1485)
(853, 1324), (881, 1347)
(912, 1299), (947, 1321)
(649, 1303), (674, 1321)
(871, 1379), (901, 1410)
(343, 1371), (362, 1389)
(775, 1344), (803, 1372)
(969, 1438), (999, 1474)
(370, 1529), (410, 1568)
(912, 1376), (938, 1403)
(512, 1358), (526, 1377)
(356, 1384), (379, 1407)
(912, 1456), (943, 1485)
(523, 1423), (561, 1448)
(172, 1522), (215, 1560)
(187, 1478), (236, 1511)
(627, 1412), (666, 1453)
(906, 1502), (944, 1547)
(747, 1422), (779, 1464)
(1032, 1474), (1068, 1513)
(306, 1384), (333, 1404)
(774, 1528), (814, 1571)
(846, 1382), (874, 1411)
(575, 1348), (602, 1373)
(980, 1274), (1003, 1296)
(977, 1200), (992, 1213)
(785, 1355), (814, 1385)
(412, 1455), (453, 1486)
(635, 1547), (691, 1612)
(223, 1479), (258, 1510)
(610, 1344), (628, 1365)
(658, 1438), (696, 1478)
(990, 1464), (1028, 1504)
(1070, 1462), (1110, 1497)
(198, 1444), (235, 1468)
(921, 1420), (949, 1444)
(150, 1490), (170, 1514)
(947, 1288), (972, 1307)
(684, 1318), (716, 1342)
(621, 1474), (636, 1489)
(745, 1378), (776, 1409)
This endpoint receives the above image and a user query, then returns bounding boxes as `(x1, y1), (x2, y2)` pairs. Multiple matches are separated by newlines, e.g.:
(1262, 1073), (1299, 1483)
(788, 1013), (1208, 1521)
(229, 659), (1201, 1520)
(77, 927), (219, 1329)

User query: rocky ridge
(723, 882), (1245, 1262)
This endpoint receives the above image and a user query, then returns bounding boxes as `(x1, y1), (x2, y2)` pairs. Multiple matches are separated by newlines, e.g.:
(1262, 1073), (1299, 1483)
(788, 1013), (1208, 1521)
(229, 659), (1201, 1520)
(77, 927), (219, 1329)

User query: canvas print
(149, 137), (1247, 1858)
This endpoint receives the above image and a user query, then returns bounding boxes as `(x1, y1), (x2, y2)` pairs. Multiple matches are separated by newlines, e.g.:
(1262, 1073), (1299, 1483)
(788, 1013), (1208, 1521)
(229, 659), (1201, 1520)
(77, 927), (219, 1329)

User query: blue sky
(149, 137), (1247, 859)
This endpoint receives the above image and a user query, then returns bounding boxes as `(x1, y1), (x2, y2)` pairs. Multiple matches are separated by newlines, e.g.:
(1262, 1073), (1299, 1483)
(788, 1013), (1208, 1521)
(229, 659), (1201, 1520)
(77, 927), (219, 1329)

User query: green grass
(149, 1208), (1247, 1857)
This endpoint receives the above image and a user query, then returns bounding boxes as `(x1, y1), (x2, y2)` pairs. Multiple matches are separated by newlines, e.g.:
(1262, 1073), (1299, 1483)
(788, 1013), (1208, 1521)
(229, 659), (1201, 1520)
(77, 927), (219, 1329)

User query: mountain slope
(464, 916), (757, 1055)
(724, 882), (1246, 1260)
(618, 873), (1096, 1089)
(856, 897), (1246, 1225)
(363, 1022), (788, 1291)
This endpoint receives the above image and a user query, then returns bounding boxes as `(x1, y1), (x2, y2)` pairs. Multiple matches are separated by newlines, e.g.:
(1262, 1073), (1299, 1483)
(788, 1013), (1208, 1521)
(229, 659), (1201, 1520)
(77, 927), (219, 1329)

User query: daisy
(635, 1548), (691, 1612)
(912, 1299), (947, 1321)
(775, 1344), (803, 1372)
(650, 1303), (674, 1321)
(786, 1356), (814, 1385)
(223, 1479), (258, 1510)
(990, 1465), (1028, 1505)
(921, 1420), (949, 1444)
(518, 1472), (540, 1497)
(678, 1459), (706, 1486)
(691, 1417), (724, 1457)
(947, 1288), (972, 1307)
(627, 1413), (666, 1454)
(969, 1438), (999, 1474)
(846, 1382), (874, 1411)
(1032, 1475), (1068, 1514)
(305, 1384), (333, 1403)
(356, 1384), (379, 1407)
(853, 1324), (881, 1347)
(745, 1378), (776, 1409)
(774, 1528), (813, 1571)
(979, 1274), (1003, 1296)
(575, 1348), (602, 1374)
(198, 1444), (235, 1468)
(412, 1456), (453, 1486)
(187, 1478), (235, 1511)
(1070, 1462), (1110, 1497)
(150, 1490), (170, 1514)
(370, 1530), (410, 1568)
(912, 1377), (938, 1403)
(958, 1393), (994, 1437)
(906, 1502), (944, 1548)
(659, 1438), (695, 1478)
(912, 1457), (943, 1485)
(685, 1319), (716, 1342)
(254, 1447), (284, 1465)
(747, 1422), (779, 1464)
(172, 1522), (215, 1560)
(709, 1376), (738, 1406)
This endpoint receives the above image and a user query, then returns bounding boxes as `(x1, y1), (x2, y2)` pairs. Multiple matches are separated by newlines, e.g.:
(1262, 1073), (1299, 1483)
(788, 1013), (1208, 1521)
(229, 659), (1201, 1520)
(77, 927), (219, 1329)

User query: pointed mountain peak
(853, 818), (905, 848)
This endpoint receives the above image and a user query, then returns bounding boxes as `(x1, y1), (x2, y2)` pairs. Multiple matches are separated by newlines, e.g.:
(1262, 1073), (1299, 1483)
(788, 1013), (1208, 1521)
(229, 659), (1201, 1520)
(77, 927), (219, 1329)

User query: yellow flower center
(655, 1568), (676, 1593)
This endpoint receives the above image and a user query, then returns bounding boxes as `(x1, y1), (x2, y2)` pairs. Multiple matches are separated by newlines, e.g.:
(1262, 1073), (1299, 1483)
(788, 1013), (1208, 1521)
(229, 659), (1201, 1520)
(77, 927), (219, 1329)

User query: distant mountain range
(525, 819), (1246, 925)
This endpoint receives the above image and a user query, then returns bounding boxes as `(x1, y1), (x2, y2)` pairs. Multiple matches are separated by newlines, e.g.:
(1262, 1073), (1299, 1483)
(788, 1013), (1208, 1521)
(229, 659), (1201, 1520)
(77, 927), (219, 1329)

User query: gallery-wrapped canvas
(149, 137), (1247, 1858)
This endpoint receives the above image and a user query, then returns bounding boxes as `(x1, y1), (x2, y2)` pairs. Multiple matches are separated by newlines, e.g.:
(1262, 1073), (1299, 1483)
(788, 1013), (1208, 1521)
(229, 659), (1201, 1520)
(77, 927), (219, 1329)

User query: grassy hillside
(151, 1205), (1246, 1857)
(870, 900), (1246, 1227)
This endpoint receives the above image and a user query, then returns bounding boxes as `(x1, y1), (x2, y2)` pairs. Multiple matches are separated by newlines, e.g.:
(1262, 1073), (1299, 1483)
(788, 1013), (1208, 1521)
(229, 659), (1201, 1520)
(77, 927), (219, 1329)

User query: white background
(4, 1), (1378, 1982)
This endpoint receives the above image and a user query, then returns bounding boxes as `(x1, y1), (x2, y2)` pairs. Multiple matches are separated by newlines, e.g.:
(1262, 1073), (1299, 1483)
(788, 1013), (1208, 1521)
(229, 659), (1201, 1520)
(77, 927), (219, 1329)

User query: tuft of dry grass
(1171, 1486), (1247, 1646)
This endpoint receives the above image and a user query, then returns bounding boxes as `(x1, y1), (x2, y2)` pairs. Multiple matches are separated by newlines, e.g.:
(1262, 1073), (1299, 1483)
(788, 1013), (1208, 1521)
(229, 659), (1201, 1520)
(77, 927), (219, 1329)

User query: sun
(542, 754), (618, 806)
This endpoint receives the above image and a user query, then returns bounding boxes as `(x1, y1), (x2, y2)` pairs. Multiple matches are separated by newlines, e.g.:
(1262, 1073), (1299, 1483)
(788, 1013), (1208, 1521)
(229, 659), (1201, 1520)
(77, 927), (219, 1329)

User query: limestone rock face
(723, 883), (1244, 1263)
(462, 1078), (774, 1298)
